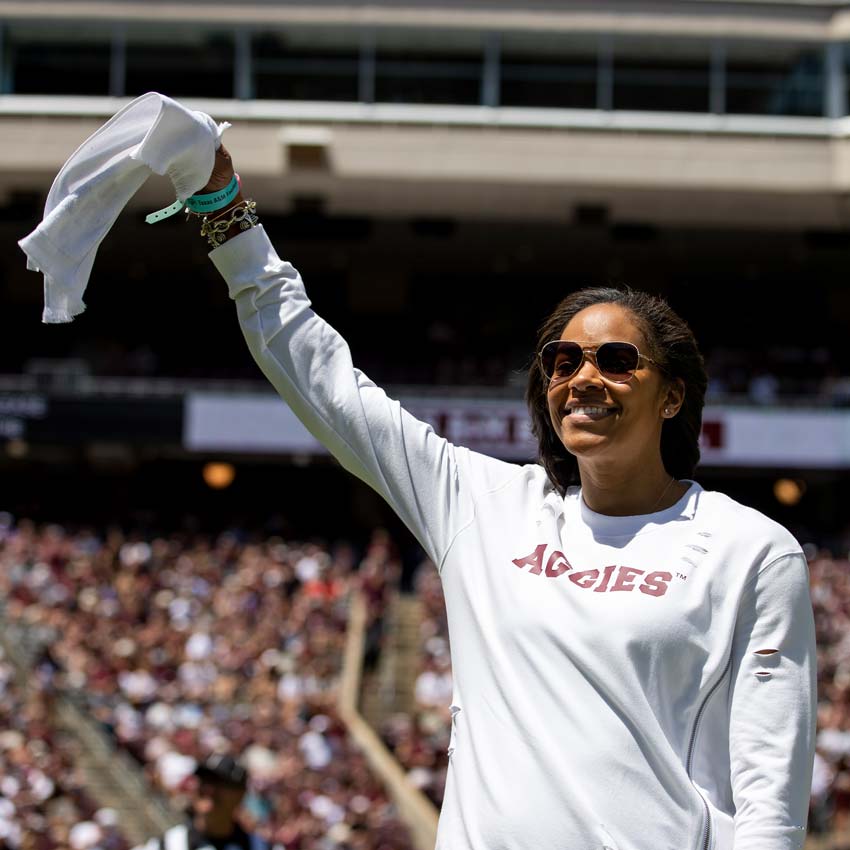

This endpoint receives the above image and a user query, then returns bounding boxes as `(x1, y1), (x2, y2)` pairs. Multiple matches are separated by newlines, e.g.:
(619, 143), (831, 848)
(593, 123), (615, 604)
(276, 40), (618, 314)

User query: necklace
(650, 476), (677, 512)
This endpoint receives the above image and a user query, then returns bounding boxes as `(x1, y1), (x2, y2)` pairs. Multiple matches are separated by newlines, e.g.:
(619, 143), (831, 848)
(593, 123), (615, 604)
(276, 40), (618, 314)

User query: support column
(359, 30), (376, 104)
(710, 39), (726, 114)
(109, 24), (126, 97)
(825, 41), (846, 119)
(481, 32), (500, 107)
(597, 36), (613, 111)
(235, 28), (253, 100)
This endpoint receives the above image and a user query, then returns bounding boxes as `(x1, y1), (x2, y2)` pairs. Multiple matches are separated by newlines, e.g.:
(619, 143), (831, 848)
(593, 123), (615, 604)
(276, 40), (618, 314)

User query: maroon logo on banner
(511, 544), (672, 597)
(700, 420), (724, 449)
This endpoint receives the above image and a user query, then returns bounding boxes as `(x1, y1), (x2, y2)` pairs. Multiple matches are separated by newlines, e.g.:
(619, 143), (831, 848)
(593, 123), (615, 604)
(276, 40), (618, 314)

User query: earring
(664, 408), (671, 416)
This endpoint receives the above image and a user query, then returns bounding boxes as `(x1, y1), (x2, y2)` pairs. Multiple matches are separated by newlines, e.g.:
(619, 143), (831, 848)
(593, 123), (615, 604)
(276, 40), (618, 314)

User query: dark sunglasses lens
(596, 342), (640, 379)
(542, 342), (582, 379)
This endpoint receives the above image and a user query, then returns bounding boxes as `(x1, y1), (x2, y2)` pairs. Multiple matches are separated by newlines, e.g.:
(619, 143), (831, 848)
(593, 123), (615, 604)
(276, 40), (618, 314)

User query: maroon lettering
(545, 550), (571, 578)
(510, 545), (671, 598)
(512, 544), (547, 575)
(568, 569), (599, 588)
(593, 565), (617, 593)
(639, 571), (673, 597)
(611, 566), (645, 592)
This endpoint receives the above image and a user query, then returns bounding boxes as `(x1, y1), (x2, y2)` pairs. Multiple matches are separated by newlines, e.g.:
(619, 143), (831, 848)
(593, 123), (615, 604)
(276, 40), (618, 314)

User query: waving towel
(18, 92), (229, 323)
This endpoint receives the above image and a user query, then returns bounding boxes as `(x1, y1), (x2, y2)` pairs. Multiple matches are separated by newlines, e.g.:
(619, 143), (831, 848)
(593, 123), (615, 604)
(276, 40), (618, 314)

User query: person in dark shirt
(135, 755), (266, 850)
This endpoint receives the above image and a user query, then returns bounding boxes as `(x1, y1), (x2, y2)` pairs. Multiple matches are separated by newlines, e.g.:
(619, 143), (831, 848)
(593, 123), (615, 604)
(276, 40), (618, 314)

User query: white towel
(18, 92), (229, 323)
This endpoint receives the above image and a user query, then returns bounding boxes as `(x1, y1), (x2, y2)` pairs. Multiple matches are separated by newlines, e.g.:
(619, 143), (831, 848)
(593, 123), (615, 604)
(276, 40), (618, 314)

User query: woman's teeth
(568, 407), (614, 417)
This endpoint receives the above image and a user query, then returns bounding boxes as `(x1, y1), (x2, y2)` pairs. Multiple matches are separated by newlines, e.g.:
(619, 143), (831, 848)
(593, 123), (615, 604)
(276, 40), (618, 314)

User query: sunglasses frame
(539, 340), (664, 385)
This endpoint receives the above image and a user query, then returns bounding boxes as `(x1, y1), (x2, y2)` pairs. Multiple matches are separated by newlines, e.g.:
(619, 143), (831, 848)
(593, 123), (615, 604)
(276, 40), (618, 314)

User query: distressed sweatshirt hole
(753, 648), (779, 655)
(755, 670), (773, 680)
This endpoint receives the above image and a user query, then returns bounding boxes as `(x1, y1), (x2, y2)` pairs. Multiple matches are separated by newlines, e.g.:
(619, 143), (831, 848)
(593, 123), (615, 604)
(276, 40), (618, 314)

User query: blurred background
(2, 0), (850, 847)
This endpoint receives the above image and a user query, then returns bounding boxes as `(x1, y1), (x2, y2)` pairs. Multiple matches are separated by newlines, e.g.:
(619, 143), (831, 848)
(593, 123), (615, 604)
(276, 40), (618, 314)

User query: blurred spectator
(133, 755), (259, 850)
(748, 369), (779, 405)
(822, 370), (850, 408)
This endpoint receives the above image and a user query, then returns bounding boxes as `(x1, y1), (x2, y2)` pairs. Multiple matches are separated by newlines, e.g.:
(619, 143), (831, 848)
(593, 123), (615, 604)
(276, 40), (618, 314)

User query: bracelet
(185, 175), (240, 214)
(204, 199), (248, 224)
(200, 199), (259, 247)
(145, 175), (241, 224)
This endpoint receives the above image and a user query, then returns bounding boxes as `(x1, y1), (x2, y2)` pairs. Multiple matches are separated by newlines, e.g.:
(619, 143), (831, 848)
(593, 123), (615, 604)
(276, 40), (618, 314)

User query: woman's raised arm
(196, 147), (519, 568)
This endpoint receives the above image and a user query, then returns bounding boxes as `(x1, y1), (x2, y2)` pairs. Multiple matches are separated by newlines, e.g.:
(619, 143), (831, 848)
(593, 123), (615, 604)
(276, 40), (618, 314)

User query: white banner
(698, 408), (850, 468)
(185, 393), (326, 454)
(184, 393), (850, 468)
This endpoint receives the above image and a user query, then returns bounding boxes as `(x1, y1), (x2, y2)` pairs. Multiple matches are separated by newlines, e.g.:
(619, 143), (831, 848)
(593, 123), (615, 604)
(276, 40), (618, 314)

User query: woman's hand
(200, 143), (236, 194)
(193, 142), (252, 247)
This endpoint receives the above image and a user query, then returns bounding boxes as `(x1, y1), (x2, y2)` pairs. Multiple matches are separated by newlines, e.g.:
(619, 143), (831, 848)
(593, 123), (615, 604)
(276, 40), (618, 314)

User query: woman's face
(546, 302), (682, 468)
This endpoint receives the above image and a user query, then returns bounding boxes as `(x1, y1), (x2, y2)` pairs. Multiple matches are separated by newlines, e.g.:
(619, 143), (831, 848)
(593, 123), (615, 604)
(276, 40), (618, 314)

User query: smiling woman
(527, 289), (702, 517)
(196, 144), (816, 850)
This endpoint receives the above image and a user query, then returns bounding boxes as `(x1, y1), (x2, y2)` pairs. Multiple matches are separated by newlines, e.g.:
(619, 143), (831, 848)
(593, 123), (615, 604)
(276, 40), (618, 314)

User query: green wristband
(145, 174), (240, 224)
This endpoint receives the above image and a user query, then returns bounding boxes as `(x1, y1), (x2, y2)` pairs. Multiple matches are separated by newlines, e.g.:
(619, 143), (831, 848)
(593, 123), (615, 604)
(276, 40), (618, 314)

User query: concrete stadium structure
(3, 0), (850, 227)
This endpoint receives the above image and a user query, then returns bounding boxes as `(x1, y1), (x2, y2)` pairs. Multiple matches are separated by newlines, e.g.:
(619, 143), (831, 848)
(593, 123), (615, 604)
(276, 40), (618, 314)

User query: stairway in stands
(359, 593), (423, 730)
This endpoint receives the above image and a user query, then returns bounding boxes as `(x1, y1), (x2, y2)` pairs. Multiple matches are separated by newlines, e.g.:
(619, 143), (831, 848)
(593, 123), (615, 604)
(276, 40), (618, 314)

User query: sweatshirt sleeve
(208, 225), (496, 565)
(728, 552), (817, 850)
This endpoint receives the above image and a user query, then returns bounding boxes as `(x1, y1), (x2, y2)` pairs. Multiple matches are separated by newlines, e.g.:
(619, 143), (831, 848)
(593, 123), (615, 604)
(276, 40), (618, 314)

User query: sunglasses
(539, 340), (663, 384)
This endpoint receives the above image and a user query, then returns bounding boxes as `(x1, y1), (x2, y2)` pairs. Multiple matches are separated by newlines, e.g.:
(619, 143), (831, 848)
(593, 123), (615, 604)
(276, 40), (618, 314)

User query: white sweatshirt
(211, 227), (817, 850)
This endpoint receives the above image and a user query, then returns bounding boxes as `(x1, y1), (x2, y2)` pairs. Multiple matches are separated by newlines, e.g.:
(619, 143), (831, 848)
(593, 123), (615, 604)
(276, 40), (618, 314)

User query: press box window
(373, 29), (484, 105)
(613, 38), (711, 113)
(125, 26), (235, 99)
(725, 41), (824, 117)
(253, 28), (358, 102)
(8, 23), (111, 95)
(500, 33), (597, 110)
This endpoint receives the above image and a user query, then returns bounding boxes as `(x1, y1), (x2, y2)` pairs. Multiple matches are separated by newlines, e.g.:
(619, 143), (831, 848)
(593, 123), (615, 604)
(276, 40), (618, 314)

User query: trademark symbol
(676, 572), (687, 580)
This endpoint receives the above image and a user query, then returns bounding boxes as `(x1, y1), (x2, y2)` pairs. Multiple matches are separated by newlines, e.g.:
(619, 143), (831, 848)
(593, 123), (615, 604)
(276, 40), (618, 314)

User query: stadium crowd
(0, 519), (413, 850)
(3, 516), (850, 843)
(16, 343), (850, 405)
(379, 564), (451, 810)
(0, 645), (129, 850)
(809, 549), (850, 836)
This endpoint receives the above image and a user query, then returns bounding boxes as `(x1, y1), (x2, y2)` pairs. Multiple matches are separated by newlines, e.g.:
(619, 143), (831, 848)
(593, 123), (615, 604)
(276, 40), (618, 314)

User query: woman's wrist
(191, 146), (260, 247)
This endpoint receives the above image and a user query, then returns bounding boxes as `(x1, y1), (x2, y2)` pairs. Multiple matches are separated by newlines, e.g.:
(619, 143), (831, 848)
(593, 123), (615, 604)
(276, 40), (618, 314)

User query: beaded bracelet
(199, 199), (259, 247)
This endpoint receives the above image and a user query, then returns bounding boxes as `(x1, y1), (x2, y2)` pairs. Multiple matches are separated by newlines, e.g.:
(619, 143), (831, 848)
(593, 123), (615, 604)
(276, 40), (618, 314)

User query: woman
(197, 146), (816, 850)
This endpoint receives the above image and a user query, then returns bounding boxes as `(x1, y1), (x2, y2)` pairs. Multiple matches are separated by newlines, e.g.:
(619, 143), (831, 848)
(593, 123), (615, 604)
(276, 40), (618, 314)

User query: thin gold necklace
(650, 476), (677, 512)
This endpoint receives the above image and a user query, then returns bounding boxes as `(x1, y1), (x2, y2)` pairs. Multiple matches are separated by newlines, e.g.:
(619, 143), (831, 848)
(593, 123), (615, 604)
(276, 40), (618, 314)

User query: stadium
(1, 0), (850, 847)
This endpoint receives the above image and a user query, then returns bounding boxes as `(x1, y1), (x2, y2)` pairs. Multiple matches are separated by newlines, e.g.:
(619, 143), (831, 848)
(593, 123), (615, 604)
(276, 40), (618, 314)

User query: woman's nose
(569, 354), (604, 388)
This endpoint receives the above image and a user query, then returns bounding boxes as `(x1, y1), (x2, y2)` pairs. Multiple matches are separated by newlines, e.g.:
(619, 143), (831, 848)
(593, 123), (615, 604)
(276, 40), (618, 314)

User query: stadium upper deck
(5, 3), (850, 532)
(4, 0), (850, 226)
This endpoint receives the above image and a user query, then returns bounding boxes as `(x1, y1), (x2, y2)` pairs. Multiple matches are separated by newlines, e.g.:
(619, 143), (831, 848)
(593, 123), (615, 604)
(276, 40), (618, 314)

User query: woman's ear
(662, 378), (686, 418)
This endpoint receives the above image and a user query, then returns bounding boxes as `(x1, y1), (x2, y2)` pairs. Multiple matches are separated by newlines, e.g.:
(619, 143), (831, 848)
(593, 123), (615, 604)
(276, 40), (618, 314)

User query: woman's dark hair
(525, 286), (707, 495)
